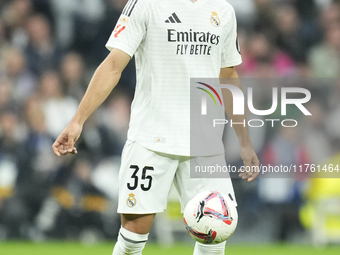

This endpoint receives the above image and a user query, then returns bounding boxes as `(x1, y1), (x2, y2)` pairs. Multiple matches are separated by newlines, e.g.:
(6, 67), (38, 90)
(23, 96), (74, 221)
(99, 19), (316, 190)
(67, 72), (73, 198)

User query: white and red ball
(183, 191), (238, 244)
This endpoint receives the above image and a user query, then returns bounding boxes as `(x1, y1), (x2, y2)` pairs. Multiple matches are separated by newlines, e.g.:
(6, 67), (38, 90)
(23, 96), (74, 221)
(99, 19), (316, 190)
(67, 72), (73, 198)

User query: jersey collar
(180, 0), (210, 9)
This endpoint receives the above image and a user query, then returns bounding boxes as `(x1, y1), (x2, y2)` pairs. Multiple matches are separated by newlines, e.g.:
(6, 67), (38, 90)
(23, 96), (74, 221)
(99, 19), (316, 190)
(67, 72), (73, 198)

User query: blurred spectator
(4, 47), (36, 104)
(1, 96), (60, 239)
(75, 115), (117, 162)
(253, 0), (279, 42)
(275, 4), (319, 63)
(0, 19), (10, 70)
(320, 2), (340, 28)
(99, 90), (131, 153)
(294, 0), (318, 22)
(2, 0), (32, 49)
(92, 157), (120, 200)
(308, 5), (340, 78)
(30, 0), (54, 26)
(25, 14), (63, 76)
(0, 112), (21, 157)
(20, 96), (60, 179)
(0, 79), (17, 113)
(36, 156), (112, 240)
(259, 126), (308, 241)
(240, 32), (296, 77)
(50, 0), (105, 48)
(38, 71), (78, 138)
(16, 96), (60, 186)
(60, 52), (87, 102)
(302, 101), (332, 165)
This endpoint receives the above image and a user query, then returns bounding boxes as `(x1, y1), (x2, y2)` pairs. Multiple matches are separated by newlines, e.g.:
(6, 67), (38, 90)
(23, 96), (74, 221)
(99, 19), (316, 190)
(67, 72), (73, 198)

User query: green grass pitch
(0, 242), (340, 255)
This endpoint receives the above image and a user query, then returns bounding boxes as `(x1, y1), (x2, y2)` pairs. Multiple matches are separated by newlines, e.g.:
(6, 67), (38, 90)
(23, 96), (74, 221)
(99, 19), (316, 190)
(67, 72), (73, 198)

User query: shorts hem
(117, 209), (166, 214)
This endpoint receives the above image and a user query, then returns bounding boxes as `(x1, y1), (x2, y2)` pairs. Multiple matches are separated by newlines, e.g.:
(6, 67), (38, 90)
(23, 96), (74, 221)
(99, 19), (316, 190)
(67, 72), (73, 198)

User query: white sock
(193, 241), (226, 255)
(112, 227), (149, 255)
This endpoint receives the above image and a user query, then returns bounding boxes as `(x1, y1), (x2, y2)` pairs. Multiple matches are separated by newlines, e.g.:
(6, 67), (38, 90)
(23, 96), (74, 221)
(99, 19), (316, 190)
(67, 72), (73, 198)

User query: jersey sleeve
(105, 0), (148, 57)
(221, 7), (242, 68)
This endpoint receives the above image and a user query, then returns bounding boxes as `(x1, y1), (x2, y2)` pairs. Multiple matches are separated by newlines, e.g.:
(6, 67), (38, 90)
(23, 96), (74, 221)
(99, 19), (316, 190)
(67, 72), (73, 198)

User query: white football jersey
(106, 0), (242, 156)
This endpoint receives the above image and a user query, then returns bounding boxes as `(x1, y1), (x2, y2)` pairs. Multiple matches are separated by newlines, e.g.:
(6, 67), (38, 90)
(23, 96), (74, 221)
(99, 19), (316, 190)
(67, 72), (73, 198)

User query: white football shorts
(117, 140), (236, 214)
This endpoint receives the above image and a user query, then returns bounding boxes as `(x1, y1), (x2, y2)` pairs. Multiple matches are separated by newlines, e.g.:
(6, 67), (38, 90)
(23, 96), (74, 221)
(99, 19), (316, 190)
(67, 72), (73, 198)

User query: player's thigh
(174, 154), (236, 212)
(118, 140), (179, 214)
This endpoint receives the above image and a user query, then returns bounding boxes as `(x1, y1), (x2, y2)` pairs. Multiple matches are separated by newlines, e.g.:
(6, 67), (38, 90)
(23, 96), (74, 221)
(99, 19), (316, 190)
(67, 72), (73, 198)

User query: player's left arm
(220, 67), (260, 182)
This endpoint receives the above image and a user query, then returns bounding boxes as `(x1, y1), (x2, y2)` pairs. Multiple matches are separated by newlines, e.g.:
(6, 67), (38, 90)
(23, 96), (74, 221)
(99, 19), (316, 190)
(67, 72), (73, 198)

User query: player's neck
(189, 0), (198, 2)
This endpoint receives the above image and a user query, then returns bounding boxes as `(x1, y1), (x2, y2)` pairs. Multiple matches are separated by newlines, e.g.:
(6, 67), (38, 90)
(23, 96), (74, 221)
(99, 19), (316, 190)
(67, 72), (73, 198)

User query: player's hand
(238, 145), (260, 182)
(52, 121), (83, 156)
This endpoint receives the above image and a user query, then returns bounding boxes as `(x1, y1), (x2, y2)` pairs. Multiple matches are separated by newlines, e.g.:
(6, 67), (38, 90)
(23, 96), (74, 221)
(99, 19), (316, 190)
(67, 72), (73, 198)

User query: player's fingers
(239, 170), (251, 179)
(248, 172), (259, 182)
(66, 134), (75, 152)
(238, 167), (247, 178)
(244, 172), (252, 179)
(247, 159), (260, 182)
(71, 148), (78, 154)
(238, 166), (246, 172)
(59, 144), (68, 155)
(243, 160), (252, 175)
(239, 159), (255, 180)
(247, 171), (259, 182)
(52, 142), (61, 156)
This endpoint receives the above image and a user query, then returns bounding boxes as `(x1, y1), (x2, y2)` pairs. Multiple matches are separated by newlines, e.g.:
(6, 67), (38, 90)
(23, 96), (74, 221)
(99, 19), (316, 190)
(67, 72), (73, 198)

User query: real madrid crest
(127, 193), (137, 208)
(211, 12), (220, 27)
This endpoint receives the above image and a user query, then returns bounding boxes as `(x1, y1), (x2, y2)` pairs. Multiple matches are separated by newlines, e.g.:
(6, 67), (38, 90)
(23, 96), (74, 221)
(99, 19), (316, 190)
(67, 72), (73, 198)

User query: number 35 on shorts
(127, 165), (154, 191)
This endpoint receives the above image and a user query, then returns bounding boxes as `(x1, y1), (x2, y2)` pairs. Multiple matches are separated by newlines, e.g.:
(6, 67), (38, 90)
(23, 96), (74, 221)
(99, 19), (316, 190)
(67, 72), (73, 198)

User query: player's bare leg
(121, 214), (155, 234)
(112, 214), (155, 255)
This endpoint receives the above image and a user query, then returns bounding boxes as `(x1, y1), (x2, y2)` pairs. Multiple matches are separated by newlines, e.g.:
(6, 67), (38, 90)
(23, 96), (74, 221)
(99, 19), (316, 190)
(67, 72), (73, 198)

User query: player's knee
(113, 227), (149, 255)
(121, 213), (155, 234)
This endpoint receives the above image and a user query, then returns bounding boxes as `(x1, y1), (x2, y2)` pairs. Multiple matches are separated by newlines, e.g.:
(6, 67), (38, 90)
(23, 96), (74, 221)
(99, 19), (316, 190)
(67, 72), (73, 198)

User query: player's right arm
(52, 49), (130, 156)
(52, 0), (148, 156)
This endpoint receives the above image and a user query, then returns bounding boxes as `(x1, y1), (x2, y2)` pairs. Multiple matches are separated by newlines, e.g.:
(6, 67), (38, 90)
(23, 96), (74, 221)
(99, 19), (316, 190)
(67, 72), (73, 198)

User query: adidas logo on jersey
(165, 13), (182, 23)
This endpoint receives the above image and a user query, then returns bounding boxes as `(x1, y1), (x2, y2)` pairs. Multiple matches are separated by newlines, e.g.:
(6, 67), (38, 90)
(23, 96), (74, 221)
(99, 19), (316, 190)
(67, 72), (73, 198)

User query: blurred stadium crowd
(0, 0), (339, 244)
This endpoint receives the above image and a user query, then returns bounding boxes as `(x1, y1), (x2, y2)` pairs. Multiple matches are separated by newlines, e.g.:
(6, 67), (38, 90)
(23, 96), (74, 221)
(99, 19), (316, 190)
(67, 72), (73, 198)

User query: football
(183, 191), (238, 244)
